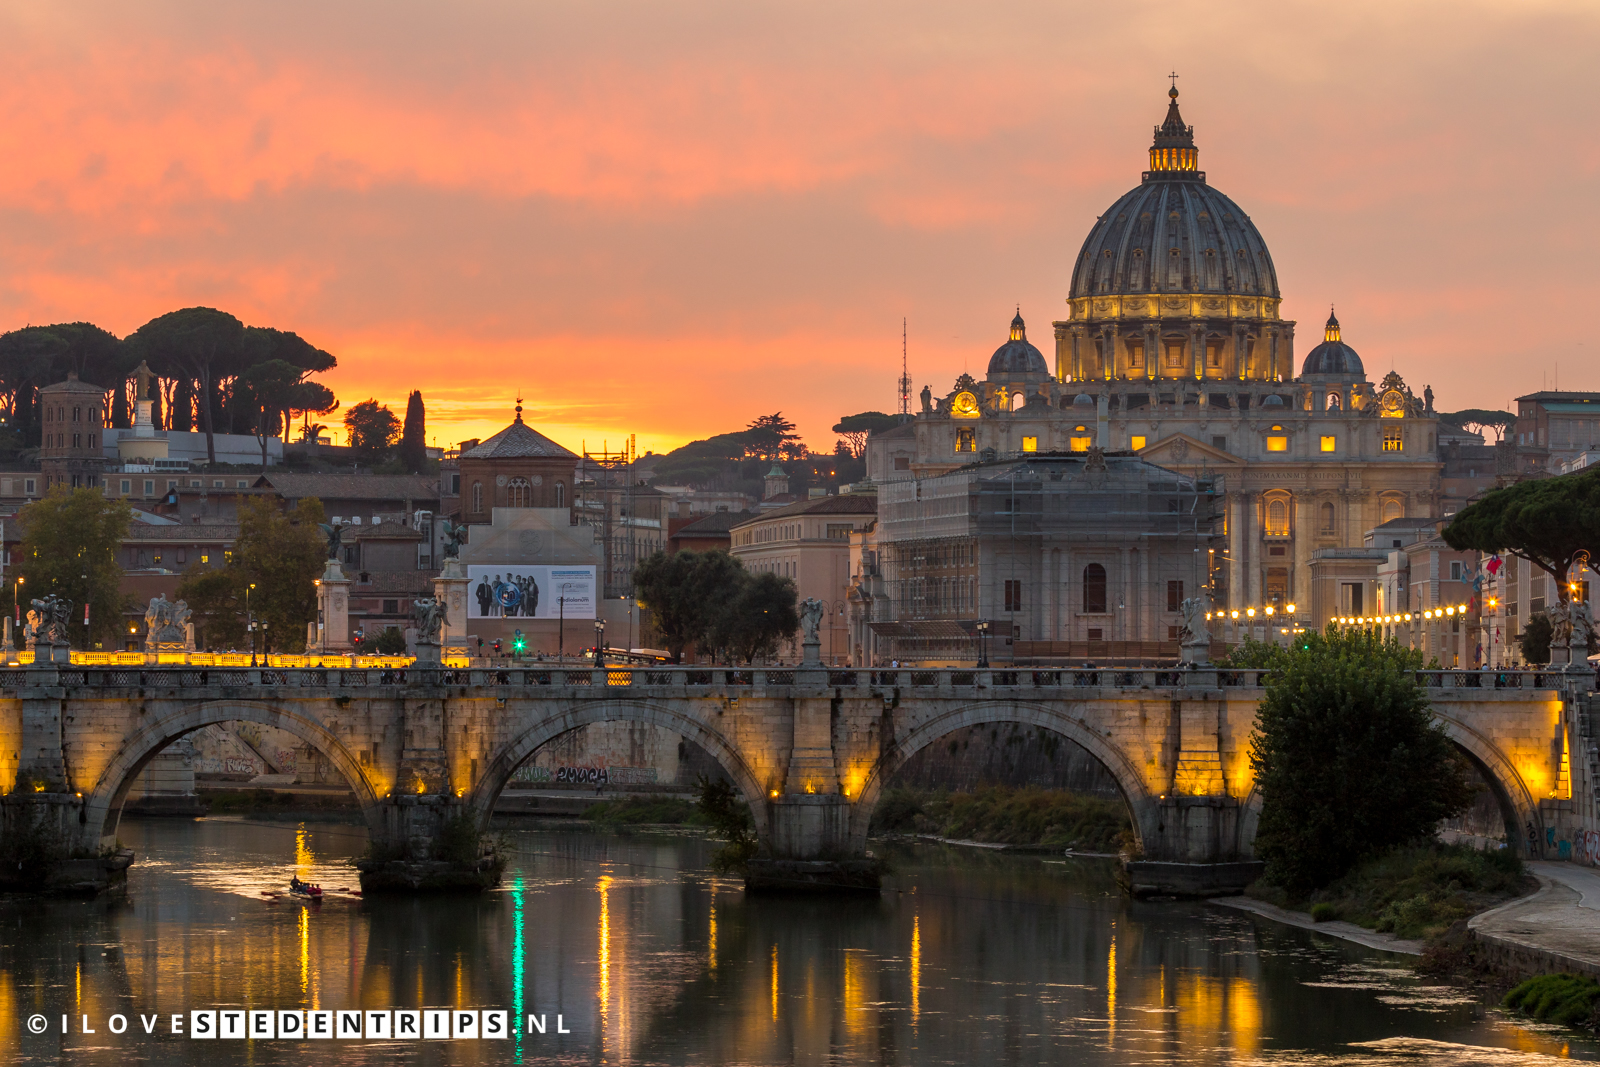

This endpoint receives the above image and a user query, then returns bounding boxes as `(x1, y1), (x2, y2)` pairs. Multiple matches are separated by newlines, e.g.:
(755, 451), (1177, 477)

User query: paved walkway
(1209, 895), (1425, 955)
(1468, 862), (1600, 977)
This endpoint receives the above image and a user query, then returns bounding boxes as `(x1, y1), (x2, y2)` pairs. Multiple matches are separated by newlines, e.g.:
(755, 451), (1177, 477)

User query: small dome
(1300, 309), (1365, 378)
(1261, 394), (1284, 407)
(986, 310), (1050, 380)
(1072, 393), (1095, 409)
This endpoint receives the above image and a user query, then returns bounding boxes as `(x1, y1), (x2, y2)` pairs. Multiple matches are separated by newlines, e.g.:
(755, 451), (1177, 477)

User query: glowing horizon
(2, 1), (1596, 457)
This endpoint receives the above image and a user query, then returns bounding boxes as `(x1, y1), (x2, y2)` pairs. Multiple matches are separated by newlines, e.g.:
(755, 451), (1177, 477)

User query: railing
(0, 665), (1576, 694)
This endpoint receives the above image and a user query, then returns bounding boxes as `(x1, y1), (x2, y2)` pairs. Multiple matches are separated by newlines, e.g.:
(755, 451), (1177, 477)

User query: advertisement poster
(467, 565), (595, 619)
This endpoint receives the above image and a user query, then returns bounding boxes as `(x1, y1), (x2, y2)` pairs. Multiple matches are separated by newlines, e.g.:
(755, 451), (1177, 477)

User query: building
(456, 404), (578, 523)
(869, 86), (1445, 634)
(728, 493), (878, 663)
(1512, 391), (1600, 472)
(39, 373), (109, 490)
(666, 508), (752, 554)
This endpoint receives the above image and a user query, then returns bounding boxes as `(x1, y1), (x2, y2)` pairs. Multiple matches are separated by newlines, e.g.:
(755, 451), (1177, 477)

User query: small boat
(289, 876), (323, 900)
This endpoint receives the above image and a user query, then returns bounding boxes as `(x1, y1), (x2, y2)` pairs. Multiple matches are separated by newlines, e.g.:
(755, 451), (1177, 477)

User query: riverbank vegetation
(1241, 626), (1475, 896)
(202, 788), (360, 821)
(1502, 974), (1600, 1029)
(1251, 843), (1529, 940)
(581, 796), (704, 826)
(868, 786), (1130, 852)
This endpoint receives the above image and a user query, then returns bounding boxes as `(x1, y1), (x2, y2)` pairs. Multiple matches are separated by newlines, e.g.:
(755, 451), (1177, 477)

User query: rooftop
(253, 473), (439, 502)
(462, 408), (578, 460)
(731, 493), (878, 528)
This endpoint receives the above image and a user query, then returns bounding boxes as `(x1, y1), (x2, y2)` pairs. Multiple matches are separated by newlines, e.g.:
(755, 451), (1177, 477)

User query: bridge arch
(469, 698), (772, 841)
(1432, 712), (1544, 856)
(83, 700), (381, 847)
(848, 700), (1156, 854)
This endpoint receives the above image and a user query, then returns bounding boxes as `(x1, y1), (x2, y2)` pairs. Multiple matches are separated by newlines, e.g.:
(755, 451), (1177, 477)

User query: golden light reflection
(843, 949), (868, 1043)
(1228, 977), (1261, 1055)
(294, 824), (313, 877)
(708, 899), (717, 973)
(1106, 928), (1116, 1045)
(298, 904), (311, 1003)
(770, 944), (779, 1021)
(597, 874), (613, 1032)
(910, 913), (921, 1027)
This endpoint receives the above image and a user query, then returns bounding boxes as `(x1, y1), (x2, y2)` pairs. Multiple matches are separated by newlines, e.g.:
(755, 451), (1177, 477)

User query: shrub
(694, 775), (758, 874)
(1301, 843), (1526, 940)
(582, 796), (701, 826)
(375, 626), (408, 655)
(867, 786), (1130, 852)
(1309, 902), (1336, 922)
(1251, 627), (1475, 895)
(1503, 974), (1600, 1028)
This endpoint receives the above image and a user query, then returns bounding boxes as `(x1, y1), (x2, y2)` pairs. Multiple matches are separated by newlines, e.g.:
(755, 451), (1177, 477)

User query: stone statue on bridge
(1177, 596), (1212, 665)
(799, 598), (825, 643)
(412, 597), (446, 645)
(143, 595), (194, 652)
(317, 521), (345, 561)
(30, 595), (72, 646)
(439, 518), (466, 560)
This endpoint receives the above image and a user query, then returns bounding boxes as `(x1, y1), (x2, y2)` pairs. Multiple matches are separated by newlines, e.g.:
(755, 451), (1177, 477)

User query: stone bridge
(0, 663), (1591, 893)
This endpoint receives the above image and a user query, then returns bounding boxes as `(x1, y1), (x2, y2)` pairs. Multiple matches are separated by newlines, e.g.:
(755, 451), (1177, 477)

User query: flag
(1486, 555), (1503, 575)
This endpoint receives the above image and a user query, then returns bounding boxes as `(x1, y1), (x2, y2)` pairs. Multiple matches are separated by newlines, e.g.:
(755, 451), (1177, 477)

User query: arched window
(1083, 563), (1107, 613)
(555, 482), (565, 508)
(1327, 393), (1341, 411)
(1266, 498), (1289, 537)
(506, 477), (530, 508)
(1381, 497), (1403, 523)
(471, 481), (483, 513)
(1320, 502), (1336, 534)
(1011, 391), (1027, 412)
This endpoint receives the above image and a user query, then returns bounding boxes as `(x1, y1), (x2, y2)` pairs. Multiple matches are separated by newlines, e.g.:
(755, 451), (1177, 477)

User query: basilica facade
(867, 87), (1443, 635)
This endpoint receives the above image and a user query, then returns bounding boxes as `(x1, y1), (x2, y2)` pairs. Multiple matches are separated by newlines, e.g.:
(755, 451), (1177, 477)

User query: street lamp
(593, 619), (606, 668)
(975, 619), (990, 668)
(246, 582), (258, 666)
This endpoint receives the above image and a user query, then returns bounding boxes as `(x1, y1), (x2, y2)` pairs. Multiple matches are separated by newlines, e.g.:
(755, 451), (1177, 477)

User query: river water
(0, 816), (1593, 1066)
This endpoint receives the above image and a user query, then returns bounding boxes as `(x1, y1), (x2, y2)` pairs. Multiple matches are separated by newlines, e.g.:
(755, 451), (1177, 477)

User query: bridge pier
(1125, 795), (1262, 897)
(356, 794), (504, 892)
(0, 792), (134, 893)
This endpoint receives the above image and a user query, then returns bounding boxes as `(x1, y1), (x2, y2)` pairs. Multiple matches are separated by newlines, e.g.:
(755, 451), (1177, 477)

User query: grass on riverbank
(869, 786), (1130, 852)
(1502, 974), (1600, 1029)
(1250, 843), (1531, 941)
(580, 796), (706, 826)
(201, 789), (361, 821)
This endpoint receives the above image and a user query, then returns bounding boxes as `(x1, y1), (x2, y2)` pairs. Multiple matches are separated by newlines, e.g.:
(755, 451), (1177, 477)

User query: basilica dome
(1300, 311), (1364, 378)
(1069, 88), (1279, 305)
(987, 311), (1050, 380)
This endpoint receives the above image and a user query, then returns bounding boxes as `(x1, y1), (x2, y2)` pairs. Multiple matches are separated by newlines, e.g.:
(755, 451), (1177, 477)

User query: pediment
(1138, 433), (1245, 468)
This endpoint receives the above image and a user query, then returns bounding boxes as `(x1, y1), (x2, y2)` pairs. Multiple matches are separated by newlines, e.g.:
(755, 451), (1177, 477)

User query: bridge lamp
(1264, 606), (1275, 616)
(1446, 606), (1456, 616)
(1287, 603), (1297, 614)
(1229, 610), (1239, 620)
(1246, 608), (1256, 618)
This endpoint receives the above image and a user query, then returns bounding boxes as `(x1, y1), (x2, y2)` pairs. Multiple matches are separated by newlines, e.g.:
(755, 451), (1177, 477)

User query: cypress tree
(399, 390), (427, 472)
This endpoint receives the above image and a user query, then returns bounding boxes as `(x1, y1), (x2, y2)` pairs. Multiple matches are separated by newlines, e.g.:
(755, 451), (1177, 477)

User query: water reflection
(0, 819), (1593, 1065)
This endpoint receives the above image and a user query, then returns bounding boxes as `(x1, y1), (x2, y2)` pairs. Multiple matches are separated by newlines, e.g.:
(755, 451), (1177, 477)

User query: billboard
(466, 566), (596, 620)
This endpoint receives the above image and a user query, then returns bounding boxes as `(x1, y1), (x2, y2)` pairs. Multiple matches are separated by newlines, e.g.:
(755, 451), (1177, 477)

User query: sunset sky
(1, 1), (1596, 456)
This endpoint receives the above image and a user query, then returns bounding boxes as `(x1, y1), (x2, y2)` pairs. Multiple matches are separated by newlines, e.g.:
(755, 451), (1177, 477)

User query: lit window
(1130, 435), (1147, 450)
(1021, 436), (1038, 452)
(1266, 436), (1288, 452)
(1320, 436), (1336, 452)
(956, 428), (975, 452)
(200, 554), (209, 565)
(1383, 429), (1403, 452)
(1070, 436), (1092, 452)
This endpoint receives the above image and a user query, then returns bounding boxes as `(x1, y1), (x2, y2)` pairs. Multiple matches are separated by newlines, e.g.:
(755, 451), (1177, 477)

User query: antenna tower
(898, 317), (912, 422)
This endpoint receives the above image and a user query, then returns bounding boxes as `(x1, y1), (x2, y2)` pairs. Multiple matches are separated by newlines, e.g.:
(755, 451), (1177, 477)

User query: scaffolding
(574, 435), (663, 601)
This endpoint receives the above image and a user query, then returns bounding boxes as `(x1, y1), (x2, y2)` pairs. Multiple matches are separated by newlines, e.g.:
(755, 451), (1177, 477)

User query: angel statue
(412, 597), (447, 644)
(30, 595), (72, 644)
(318, 521), (345, 561)
(799, 597), (825, 642)
(1177, 596), (1213, 664)
(439, 518), (467, 560)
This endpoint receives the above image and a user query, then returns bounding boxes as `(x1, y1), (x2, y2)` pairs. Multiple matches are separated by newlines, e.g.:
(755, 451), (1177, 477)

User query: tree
(1442, 468), (1600, 604)
(633, 549), (745, 662)
(743, 413), (800, 461)
(229, 496), (326, 652)
(375, 626), (408, 655)
(123, 307), (249, 466)
(710, 571), (800, 664)
(14, 487), (133, 649)
(1439, 408), (1516, 442)
(242, 326), (338, 443)
(175, 565), (248, 650)
(399, 391), (427, 472)
(240, 360), (306, 471)
(1249, 626), (1475, 895)
(695, 774), (758, 873)
(344, 399), (401, 463)
(1519, 613), (1553, 665)
(831, 411), (899, 459)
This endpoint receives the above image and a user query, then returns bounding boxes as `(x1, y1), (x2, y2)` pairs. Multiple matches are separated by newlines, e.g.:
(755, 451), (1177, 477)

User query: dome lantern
(1149, 84), (1198, 176)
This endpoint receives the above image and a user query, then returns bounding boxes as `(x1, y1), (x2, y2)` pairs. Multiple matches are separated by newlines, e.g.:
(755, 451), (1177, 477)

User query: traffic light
(513, 629), (526, 654)
(493, 639), (502, 655)
(353, 628), (364, 648)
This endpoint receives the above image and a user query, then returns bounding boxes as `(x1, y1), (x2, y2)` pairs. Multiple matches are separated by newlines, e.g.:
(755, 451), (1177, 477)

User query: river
(0, 816), (1593, 1065)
